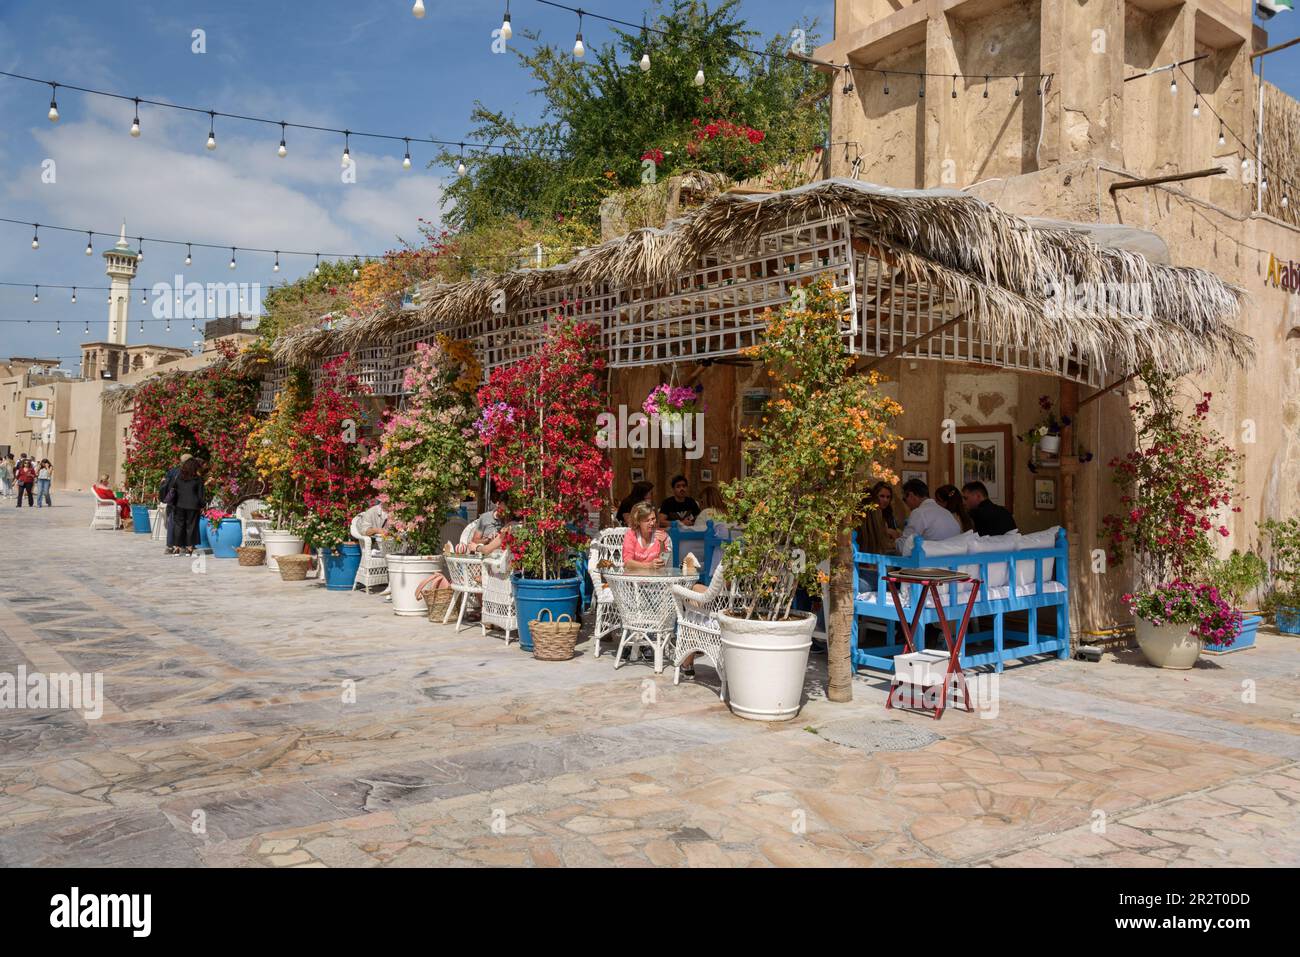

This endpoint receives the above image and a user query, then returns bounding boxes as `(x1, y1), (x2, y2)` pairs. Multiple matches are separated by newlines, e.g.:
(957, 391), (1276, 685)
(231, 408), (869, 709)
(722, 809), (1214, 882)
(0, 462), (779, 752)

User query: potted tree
(477, 317), (612, 652)
(1261, 518), (1300, 635)
(1101, 371), (1242, 668)
(366, 338), (481, 615)
(248, 370), (311, 572)
(718, 277), (901, 720)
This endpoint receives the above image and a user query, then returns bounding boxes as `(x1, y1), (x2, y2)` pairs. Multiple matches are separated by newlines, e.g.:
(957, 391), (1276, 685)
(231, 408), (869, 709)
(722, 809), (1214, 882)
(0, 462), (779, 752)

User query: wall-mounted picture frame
(709, 445), (720, 463)
(630, 467), (645, 483)
(631, 443), (645, 460)
(900, 469), (928, 487)
(1033, 476), (1057, 510)
(700, 468), (714, 483)
(948, 425), (1014, 512)
(901, 438), (929, 463)
(741, 441), (764, 479)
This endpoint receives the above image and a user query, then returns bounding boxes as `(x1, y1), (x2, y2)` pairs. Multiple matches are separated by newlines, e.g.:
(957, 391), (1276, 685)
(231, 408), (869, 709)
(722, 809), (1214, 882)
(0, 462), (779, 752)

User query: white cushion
(960, 533), (1018, 588)
(910, 530), (975, 558)
(1014, 527), (1061, 587)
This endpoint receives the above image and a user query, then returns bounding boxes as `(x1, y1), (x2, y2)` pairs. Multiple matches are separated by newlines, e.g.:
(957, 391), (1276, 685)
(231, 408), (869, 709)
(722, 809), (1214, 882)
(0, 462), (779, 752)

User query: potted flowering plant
(642, 383), (704, 442)
(1101, 370), (1241, 667)
(719, 277), (901, 720)
(202, 508), (242, 559)
(1018, 394), (1070, 454)
(1124, 583), (1241, 668)
(1260, 518), (1300, 634)
(247, 370), (311, 571)
(1207, 549), (1267, 652)
(366, 338), (481, 616)
(477, 317), (612, 651)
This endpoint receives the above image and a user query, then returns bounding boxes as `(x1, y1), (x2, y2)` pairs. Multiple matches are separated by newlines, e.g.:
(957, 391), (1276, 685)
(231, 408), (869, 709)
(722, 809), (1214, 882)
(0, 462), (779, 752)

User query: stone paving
(1, 493), (1298, 867)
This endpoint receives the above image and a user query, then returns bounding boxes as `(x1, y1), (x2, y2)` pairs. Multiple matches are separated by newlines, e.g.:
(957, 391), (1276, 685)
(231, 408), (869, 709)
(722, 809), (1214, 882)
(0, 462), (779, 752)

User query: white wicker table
(604, 568), (699, 674)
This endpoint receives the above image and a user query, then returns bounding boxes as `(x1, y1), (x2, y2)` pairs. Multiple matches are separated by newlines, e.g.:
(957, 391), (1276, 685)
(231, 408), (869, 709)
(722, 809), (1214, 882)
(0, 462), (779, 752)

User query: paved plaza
(1, 494), (1298, 868)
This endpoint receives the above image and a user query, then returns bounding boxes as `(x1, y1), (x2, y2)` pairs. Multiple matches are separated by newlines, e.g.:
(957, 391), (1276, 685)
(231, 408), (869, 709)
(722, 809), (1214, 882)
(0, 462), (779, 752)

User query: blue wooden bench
(668, 520), (725, 586)
(851, 529), (1070, 673)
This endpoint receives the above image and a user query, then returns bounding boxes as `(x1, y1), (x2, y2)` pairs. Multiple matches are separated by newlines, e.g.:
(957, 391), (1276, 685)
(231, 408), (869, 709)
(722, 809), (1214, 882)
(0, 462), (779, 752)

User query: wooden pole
(1059, 379), (1080, 648)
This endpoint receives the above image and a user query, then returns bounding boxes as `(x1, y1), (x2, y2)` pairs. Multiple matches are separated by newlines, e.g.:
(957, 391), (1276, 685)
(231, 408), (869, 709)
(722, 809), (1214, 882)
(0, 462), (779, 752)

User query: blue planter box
(206, 519), (243, 559)
(198, 518), (211, 550)
(513, 575), (581, 652)
(1203, 614), (1261, 655)
(1277, 606), (1300, 636)
(130, 504), (152, 534)
(321, 544), (362, 591)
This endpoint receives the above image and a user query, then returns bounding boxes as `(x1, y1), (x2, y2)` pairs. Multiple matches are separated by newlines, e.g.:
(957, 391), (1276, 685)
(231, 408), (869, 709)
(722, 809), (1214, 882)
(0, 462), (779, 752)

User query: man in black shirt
(961, 481), (1017, 536)
(659, 475), (701, 526)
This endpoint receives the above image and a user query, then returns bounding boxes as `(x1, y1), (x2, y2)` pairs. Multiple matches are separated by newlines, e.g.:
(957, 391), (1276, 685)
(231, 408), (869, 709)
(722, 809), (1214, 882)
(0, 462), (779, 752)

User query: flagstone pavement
(1, 494), (1297, 867)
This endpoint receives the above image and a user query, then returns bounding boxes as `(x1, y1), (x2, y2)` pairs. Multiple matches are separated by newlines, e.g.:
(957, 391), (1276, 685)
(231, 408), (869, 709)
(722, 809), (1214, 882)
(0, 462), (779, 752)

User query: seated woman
(621, 502), (709, 674)
(93, 474), (132, 521)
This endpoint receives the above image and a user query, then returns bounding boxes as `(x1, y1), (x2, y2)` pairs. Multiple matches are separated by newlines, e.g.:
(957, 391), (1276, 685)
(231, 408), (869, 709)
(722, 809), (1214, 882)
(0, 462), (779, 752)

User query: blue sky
(0, 1), (1296, 369)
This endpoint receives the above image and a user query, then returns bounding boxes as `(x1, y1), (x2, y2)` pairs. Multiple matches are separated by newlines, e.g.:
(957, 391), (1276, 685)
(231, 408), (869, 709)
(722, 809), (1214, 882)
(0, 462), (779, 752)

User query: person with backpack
(14, 457), (36, 507)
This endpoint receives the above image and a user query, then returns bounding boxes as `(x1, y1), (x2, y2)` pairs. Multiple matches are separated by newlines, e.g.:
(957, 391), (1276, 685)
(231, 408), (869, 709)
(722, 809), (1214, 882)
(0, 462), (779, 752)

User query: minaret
(102, 222), (138, 345)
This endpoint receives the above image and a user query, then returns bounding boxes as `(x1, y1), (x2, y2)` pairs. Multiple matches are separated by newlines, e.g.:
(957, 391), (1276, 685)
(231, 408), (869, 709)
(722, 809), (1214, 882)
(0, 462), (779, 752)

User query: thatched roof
(314, 178), (1250, 381)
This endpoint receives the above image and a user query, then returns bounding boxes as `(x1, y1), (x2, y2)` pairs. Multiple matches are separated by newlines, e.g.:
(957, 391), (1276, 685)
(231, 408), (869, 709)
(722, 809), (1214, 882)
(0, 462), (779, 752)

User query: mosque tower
(102, 222), (138, 345)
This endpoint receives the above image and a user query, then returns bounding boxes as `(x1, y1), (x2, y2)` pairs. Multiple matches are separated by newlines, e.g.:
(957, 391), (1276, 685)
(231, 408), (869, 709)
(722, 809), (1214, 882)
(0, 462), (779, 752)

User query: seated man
(961, 481), (1017, 537)
(355, 500), (391, 555)
(658, 475), (701, 527)
(896, 478), (962, 553)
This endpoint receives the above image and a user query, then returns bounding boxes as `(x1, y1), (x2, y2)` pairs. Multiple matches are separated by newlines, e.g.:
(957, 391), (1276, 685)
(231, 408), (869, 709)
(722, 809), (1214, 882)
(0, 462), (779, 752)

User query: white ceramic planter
(1135, 617), (1202, 669)
(1038, 434), (1061, 454)
(718, 610), (816, 721)
(387, 555), (444, 617)
(262, 530), (306, 573)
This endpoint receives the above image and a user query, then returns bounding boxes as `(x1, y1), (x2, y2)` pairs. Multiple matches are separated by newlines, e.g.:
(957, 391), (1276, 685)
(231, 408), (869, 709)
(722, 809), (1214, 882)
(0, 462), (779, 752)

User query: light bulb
(130, 116), (140, 137)
(273, 254), (280, 272)
(1284, 195), (1290, 209)
(1218, 126), (1226, 146)
(31, 233), (39, 250)
(33, 288), (39, 303)
(352, 267), (359, 278)
(694, 68), (706, 87)
(1169, 77), (1177, 95)
(185, 245), (192, 266)
(342, 146), (351, 168)
(278, 139), (287, 158)
(229, 249), (237, 269)
(206, 131), (216, 150)
(56, 322), (60, 334)
(412, 0), (425, 18)
(403, 140), (412, 169)
(140, 292), (147, 305)
(1192, 100), (1200, 118)
(574, 34), (585, 58)
(71, 289), (77, 303)
(501, 12), (512, 39)
(458, 159), (467, 176)
(640, 53), (651, 72)
(48, 98), (58, 122)
(85, 235), (93, 255)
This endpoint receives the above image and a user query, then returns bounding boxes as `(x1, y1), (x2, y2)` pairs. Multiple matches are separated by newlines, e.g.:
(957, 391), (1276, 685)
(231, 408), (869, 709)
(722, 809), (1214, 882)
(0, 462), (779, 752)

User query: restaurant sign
(1266, 253), (1300, 294)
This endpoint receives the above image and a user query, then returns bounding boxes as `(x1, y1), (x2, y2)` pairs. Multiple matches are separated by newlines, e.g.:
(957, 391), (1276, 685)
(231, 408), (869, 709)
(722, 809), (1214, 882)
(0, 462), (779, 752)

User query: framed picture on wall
(1033, 477), (1057, 510)
(741, 441), (764, 479)
(700, 468), (714, 483)
(631, 443), (645, 460)
(901, 438), (929, 463)
(948, 425), (1014, 511)
(630, 468), (645, 483)
(900, 469), (928, 487)
(709, 446), (720, 463)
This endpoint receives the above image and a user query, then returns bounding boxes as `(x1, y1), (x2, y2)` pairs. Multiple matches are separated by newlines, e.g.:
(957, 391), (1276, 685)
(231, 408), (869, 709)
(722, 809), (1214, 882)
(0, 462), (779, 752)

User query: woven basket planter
(277, 554), (314, 582)
(236, 545), (266, 567)
(422, 587), (454, 623)
(530, 609), (580, 661)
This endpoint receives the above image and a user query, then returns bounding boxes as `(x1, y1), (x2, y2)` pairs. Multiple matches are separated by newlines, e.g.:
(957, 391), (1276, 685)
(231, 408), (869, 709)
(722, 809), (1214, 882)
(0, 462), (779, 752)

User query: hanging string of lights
(0, 215), (382, 269)
(0, 68), (569, 173)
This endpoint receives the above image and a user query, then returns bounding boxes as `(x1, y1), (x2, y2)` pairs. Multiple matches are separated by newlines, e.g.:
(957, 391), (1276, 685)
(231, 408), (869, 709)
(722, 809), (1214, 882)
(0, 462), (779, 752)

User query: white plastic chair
(586, 527), (627, 658)
(443, 554), (484, 631)
(480, 550), (517, 646)
(349, 514), (389, 593)
(91, 487), (121, 530)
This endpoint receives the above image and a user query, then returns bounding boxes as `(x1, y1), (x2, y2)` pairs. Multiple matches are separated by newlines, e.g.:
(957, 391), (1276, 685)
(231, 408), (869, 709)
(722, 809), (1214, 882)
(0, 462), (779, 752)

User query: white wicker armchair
(480, 550), (517, 646)
(442, 554), (484, 631)
(349, 514), (389, 593)
(586, 527), (627, 658)
(669, 570), (737, 700)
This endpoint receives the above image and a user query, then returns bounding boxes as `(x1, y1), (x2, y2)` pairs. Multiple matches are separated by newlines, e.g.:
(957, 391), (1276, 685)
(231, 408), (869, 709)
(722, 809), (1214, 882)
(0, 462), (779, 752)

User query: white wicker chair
(608, 572), (687, 674)
(458, 517), (483, 546)
(480, 550), (517, 646)
(443, 554), (484, 631)
(669, 572), (735, 701)
(349, 514), (390, 593)
(236, 498), (272, 546)
(586, 527), (627, 658)
(91, 487), (121, 530)
(151, 503), (168, 541)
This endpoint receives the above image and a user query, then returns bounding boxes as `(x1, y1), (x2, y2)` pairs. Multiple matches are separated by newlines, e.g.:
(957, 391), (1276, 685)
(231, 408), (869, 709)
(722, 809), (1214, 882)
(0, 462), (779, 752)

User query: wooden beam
(1109, 167), (1226, 194)
(1252, 36), (1300, 60)
(1078, 371), (1137, 408)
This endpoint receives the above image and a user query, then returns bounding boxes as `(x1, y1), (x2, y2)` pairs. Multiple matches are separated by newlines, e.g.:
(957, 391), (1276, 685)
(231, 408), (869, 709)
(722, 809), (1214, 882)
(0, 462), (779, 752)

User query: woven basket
(277, 553), (314, 582)
(236, 545), (266, 567)
(416, 576), (454, 623)
(531, 609), (580, 661)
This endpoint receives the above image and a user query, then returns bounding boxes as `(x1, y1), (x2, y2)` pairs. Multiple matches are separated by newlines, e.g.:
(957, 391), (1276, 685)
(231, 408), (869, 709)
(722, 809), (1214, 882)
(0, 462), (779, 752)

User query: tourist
(857, 481), (901, 552)
(934, 483), (973, 533)
(962, 481), (1017, 536)
(470, 503), (509, 557)
(160, 453), (192, 551)
(168, 457), (205, 555)
(659, 474), (701, 526)
(614, 480), (654, 526)
(622, 502), (670, 571)
(896, 478), (961, 551)
(695, 485), (725, 525)
(93, 473), (132, 522)
(0, 454), (13, 498)
(35, 459), (53, 507)
(14, 456), (36, 508)
(354, 499), (391, 554)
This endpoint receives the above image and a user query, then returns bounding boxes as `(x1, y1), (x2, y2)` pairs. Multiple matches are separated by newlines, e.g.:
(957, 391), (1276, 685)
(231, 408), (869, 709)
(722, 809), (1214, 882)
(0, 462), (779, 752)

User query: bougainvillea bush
(123, 341), (260, 505)
(476, 317), (612, 579)
(285, 356), (374, 551)
(365, 338), (481, 554)
(722, 276), (902, 619)
(1124, 582), (1240, 648)
(246, 368), (311, 529)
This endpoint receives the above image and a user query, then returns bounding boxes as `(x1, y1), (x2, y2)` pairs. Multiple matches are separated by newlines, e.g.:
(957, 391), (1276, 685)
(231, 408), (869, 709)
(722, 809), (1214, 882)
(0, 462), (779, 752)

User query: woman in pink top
(622, 502), (669, 571)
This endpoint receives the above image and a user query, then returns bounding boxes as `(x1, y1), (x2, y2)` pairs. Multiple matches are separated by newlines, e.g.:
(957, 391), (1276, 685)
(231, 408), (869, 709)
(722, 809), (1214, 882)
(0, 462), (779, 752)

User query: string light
(71, 287), (76, 303)
(1192, 96), (1200, 118)
(136, 237), (143, 262)
(85, 232), (93, 255)
(694, 67), (705, 87)
(951, 75), (957, 99)
(229, 247), (237, 270)
(983, 75), (989, 98)
(185, 243), (192, 266)
(1218, 122), (1226, 146)
(139, 318), (145, 334)
(341, 131), (352, 168)
(206, 111), (217, 150)
(140, 290), (147, 305)
(84, 319), (89, 335)
(278, 122), (287, 158)
(573, 10), (585, 59)
(47, 82), (58, 122)
(457, 144), (467, 176)
(918, 76), (925, 99)
(55, 320), (60, 334)
(314, 254), (321, 276)
(1014, 75), (1021, 97)
(31, 225), (39, 249)
(501, 2), (512, 40)
(412, 0), (426, 18)
(273, 251), (280, 272)
(842, 66), (854, 96)
(33, 285), (39, 303)
(403, 138), (412, 170)
(1170, 75), (1177, 95)
(130, 97), (140, 136)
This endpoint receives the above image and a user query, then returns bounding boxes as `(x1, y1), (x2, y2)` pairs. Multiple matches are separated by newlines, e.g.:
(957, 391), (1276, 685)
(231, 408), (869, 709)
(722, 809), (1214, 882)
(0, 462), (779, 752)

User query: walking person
(35, 459), (53, 507)
(167, 458), (205, 555)
(0, 454), (13, 498)
(14, 457), (36, 508)
(161, 453), (192, 552)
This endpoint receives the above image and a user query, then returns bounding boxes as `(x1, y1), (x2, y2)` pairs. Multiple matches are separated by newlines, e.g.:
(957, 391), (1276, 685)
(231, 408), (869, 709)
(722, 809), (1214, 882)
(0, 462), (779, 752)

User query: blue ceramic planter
(206, 518), (243, 559)
(1204, 614), (1261, 655)
(1277, 606), (1300, 636)
(198, 517), (211, 550)
(513, 575), (581, 652)
(130, 504), (152, 534)
(321, 544), (362, 591)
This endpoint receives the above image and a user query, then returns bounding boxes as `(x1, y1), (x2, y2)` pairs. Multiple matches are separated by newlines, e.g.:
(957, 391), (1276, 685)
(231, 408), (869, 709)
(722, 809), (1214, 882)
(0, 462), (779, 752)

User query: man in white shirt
(896, 478), (962, 553)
